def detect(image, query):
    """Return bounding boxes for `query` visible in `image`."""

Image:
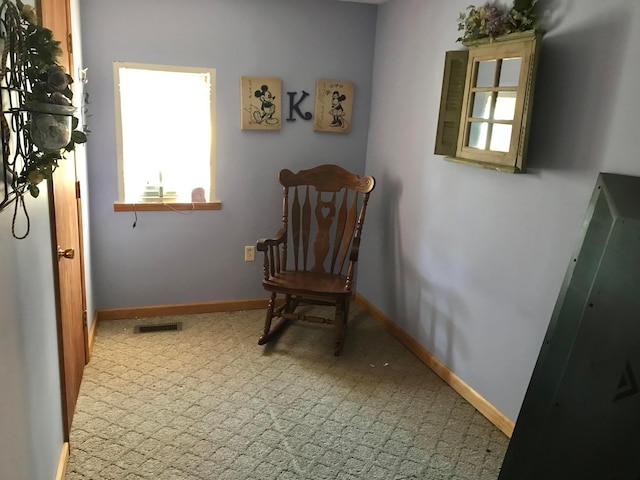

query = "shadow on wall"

[536,0,574,32]
[527,6,634,171]
[378,169,469,369]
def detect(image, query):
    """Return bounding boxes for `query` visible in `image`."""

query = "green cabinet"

[500,173,640,479]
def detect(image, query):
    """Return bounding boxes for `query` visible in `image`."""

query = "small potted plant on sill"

[457,0,540,45]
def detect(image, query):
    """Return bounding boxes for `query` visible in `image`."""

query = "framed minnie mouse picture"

[313,79,354,134]
[240,76,282,130]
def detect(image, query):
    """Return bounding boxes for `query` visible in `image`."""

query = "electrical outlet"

[244,245,255,262]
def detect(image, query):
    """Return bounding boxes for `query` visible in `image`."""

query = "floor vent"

[134,322,182,334]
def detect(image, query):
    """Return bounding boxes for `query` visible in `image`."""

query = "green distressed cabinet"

[499,173,640,479]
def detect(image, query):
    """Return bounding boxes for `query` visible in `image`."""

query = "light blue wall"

[0,187,64,480]
[360,0,640,422]
[79,0,378,309]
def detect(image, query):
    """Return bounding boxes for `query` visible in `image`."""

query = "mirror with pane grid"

[435,31,542,173]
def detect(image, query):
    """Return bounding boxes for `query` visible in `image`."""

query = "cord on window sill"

[131,201,196,228]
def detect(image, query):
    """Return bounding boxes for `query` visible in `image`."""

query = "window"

[435,31,542,173]
[113,62,218,209]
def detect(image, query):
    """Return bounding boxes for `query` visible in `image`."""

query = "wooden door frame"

[39,0,89,440]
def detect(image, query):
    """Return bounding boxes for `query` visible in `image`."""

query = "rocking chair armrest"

[257,228,286,252]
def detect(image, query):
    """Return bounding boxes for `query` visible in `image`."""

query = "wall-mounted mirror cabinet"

[435,31,542,173]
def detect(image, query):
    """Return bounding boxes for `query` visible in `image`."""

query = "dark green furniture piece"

[499,173,640,479]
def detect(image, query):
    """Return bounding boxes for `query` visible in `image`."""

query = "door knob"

[57,247,75,259]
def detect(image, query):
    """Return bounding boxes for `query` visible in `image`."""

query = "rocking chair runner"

[257,164,375,355]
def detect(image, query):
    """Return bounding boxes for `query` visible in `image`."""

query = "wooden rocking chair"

[257,164,375,355]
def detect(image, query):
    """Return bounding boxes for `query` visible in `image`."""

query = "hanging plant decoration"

[457,0,540,44]
[1,0,87,238]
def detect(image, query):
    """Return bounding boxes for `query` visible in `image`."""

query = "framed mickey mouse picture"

[240,76,282,130]
[313,79,354,134]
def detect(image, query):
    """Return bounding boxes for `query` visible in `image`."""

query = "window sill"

[113,201,222,212]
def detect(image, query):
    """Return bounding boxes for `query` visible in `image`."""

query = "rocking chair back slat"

[311,192,337,273]
[301,186,311,271]
[291,187,301,271]
[330,189,349,273]
[280,187,289,271]
[336,191,358,274]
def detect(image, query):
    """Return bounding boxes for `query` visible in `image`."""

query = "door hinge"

[76,181,81,199]
[68,33,73,54]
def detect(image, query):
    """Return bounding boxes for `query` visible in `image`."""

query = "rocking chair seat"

[263,271,351,297]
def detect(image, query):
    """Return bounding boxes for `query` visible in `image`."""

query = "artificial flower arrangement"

[457,0,539,44]
[2,0,87,199]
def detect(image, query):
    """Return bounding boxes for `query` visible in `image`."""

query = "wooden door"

[39,0,88,437]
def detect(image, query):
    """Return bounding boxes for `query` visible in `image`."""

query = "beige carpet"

[65,304,509,479]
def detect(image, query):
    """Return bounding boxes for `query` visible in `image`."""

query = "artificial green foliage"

[8,0,87,197]
[510,0,539,31]
[512,0,535,13]
[457,0,539,43]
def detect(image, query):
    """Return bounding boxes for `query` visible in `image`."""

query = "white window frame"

[113,62,217,208]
